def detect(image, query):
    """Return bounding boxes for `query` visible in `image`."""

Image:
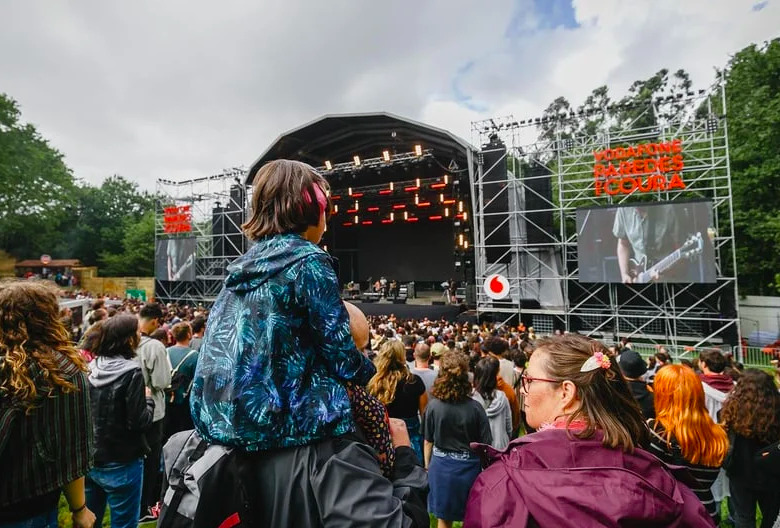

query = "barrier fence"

[621,343,777,370]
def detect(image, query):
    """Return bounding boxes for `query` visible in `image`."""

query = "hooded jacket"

[88,356,155,465]
[470,390,512,450]
[464,429,715,528]
[190,233,376,451]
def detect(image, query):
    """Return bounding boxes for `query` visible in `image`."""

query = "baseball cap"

[430,342,446,358]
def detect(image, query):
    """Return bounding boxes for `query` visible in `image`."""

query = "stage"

[348,298,465,321]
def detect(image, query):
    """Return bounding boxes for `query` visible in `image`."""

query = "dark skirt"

[427,451,481,521]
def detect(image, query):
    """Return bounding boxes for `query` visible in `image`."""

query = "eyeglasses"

[520,372,560,393]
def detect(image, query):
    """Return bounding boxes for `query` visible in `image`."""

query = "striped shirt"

[647,419,721,523]
[0,351,93,509]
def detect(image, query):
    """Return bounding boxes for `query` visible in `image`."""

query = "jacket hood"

[472,391,509,419]
[88,356,139,388]
[470,429,713,527]
[700,373,734,393]
[224,233,324,293]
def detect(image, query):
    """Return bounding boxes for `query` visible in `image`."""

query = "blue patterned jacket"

[190,233,376,450]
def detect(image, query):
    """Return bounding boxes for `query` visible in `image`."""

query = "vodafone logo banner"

[483,274,510,300]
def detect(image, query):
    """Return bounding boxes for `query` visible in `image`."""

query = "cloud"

[0,0,776,189]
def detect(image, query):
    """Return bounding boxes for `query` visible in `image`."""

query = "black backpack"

[158,430,260,528]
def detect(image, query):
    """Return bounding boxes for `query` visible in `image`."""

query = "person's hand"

[72,506,96,528]
[145,386,153,398]
[389,418,411,448]
[621,273,634,284]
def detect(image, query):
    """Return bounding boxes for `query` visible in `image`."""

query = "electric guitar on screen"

[630,232,704,283]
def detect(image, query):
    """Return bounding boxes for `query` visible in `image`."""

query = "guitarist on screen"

[613,204,683,284]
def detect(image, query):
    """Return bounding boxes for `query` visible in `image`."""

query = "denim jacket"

[190,234,375,451]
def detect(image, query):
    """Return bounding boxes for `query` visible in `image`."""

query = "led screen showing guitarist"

[576,200,717,284]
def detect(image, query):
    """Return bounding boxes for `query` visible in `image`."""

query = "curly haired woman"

[424,352,491,528]
[721,369,780,528]
[0,281,96,528]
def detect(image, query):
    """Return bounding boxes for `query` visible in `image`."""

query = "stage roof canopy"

[247,112,475,184]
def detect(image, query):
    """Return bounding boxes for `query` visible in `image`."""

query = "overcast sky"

[1,0,777,190]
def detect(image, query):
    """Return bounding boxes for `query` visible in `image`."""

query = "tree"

[0,93,78,257]
[100,211,156,276]
[723,40,780,295]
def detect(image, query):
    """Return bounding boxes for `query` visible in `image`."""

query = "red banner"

[163,205,192,233]
[593,139,686,196]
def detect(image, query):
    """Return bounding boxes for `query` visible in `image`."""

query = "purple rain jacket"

[464,428,715,528]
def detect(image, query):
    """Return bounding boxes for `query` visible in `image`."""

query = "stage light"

[463,212,468,221]
[381,219,392,224]
[390,212,395,221]
[429,215,442,221]
[331,195,341,200]
[379,189,392,195]
[334,205,339,213]
[348,187,353,196]
[353,155,361,167]
[343,222,353,227]
[417,201,431,207]
[325,161,332,171]
[361,221,373,225]
[414,144,422,156]
[389,182,394,191]
[407,217,419,222]
[458,201,464,212]
[347,208,357,213]
[464,240,469,249]
[352,192,364,198]
[404,211,408,220]
[445,208,449,217]
[430,183,446,189]
[444,175,448,184]
[393,204,406,209]
[354,215,359,223]
[415,194,419,205]
[367,206,379,212]
[355,200,360,211]
[459,234,464,246]
[440,193,444,203]
[443,199,456,205]
[383,150,391,162]
[416,178,421,187]
[404,186,419,192]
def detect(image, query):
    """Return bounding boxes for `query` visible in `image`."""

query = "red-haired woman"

[648,364,730,525]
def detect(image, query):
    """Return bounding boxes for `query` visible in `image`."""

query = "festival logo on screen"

[163,205,192,233]
[593,140,686,196]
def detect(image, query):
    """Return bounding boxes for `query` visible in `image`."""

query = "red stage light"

[367,207,380,212]
[331,195,341,200]
[406,217,419,222]
[404,186,419,192]
[429,215,443,220]
[430,183,446,189]
[455,214,464,219]
[352,193,364,198]
[443,199,456,205]
[361,221,373,225]
[347,208,358,213]
[393,204,406,209]
[381,219,393,224]
[417,201,431,207]
[343,222,354,226]
[379,189,392,195]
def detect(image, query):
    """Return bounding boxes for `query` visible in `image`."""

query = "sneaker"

[138,503,160,523]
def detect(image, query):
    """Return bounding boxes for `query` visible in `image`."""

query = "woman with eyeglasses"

[464,334,714,528]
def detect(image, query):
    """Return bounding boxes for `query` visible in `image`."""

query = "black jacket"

[88,356,155,465]
[627,379,655,419]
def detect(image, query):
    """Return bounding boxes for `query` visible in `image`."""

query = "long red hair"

[653,364,729,467]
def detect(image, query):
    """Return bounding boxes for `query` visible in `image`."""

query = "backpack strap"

[0,403,19,458]
[172,350,198,375]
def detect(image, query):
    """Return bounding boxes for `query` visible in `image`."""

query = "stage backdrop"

[155,237,196,282]
[576,200,716,284]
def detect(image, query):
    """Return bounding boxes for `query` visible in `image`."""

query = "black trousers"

[729,479,780,528]
[142,419,165,510]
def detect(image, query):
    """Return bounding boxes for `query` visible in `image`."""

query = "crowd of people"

[1,159,779,528]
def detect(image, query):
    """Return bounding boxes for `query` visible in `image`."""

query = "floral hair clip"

[580,351,611,372]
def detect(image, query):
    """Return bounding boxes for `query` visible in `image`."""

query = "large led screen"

[155,237,196,282]
[576,201,717,284]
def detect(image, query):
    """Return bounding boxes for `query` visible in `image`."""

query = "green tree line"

[0,94,155,276]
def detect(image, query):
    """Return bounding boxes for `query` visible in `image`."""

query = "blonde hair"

[0,281,87,409]
[368,340,413,405]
